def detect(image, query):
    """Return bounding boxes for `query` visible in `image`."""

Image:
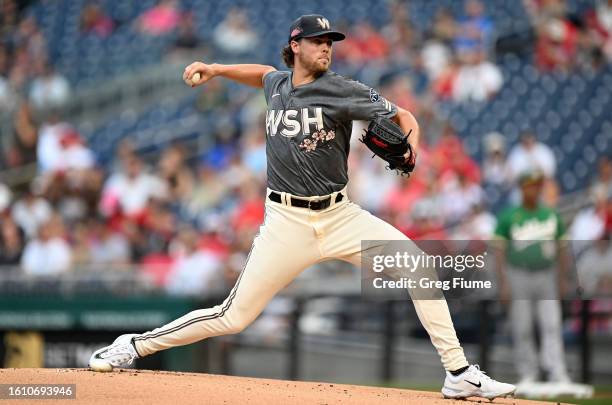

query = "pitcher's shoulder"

[324,71,367,93]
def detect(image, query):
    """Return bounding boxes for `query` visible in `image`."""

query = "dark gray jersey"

[262,70,397,197]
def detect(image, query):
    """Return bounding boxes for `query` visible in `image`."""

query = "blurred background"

[0,0,611,399]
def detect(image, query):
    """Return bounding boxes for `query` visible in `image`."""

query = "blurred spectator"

[535,16,579,72]
[401,200,448,240]
[223,154,254,190]
[591,156,612,199]
[348,134,400,214]
[432,56,460,100]
[452,49,503,102]
[183,163,228,224]
[454,0,494,54]
[100,154,168,218]
[70,221,91,266]
[507,131,559,206]
[135,200,176,258]
[5,101,38,168]
[37,118,94,176]
[523,0,567,21]
[414,104,446,145]
[80,3,114,38]
[171,11,201,52]
[0,0,19,40]
[158,144,194,202]
[0,214,24,266]
[87,218,131,266]
[136,0,181,36]
[11,187,52,238]
[240,127,267,176]
[165,226,223,296]
[0,46,13,112]
[382,2,420,65]
[584,0,612,63]
[57,129,96,172]
[431,7,457,45]
[335,20,389,65]
[441,173,485,224]
[384,175,428,219]
[569,189,608,245]
[431,125,481,184]
[202,130,237,170]
[576,237,612,297]
[381,74,420,114]
[21,215,71,276]
[195,79,230,115]
[13,15,47,69]
[482,132,509,186]
[231,181,264,234]
[506,131,556,181]
[452,203,496,240]
[0,183,10,213]
[37,115,68,174]
[421,34,453,81]
[213,8,258,56]
[28,62,71,111]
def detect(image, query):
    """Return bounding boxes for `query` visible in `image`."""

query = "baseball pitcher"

[89,14,515,400]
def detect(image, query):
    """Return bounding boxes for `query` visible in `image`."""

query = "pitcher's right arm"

[183,62,276,89]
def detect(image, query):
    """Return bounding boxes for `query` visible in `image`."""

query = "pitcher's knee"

[225,315,251,334]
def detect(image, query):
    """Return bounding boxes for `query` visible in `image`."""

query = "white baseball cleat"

[89,334,140,372]
[441,365,516,401]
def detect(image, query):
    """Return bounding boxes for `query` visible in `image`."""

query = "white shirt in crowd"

[89,233,131,265]
[37,122,68,173]
[101,171,168,216]
[576,242,612,296]
[441,181,485,223]
[165,251,222,296]
[11,197,53,238]
[506,142,557,180]
[37,123,95,173]
[29,73,71,110]
[213,17,258,55]
[421,40,451,80]
[453,61,503,102]
[0,183,11,212]
[61,144,96,170]
[21,237,72,276]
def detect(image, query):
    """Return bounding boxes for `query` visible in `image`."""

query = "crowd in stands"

[0,0,611,299]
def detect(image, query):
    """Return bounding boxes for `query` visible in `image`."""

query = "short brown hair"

[281,43,295,68]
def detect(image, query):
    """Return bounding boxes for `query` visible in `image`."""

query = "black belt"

[268,191,344,210]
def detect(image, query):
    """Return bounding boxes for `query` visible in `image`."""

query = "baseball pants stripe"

[133,192,468,371]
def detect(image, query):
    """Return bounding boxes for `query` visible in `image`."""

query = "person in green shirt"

[494,170,571,385]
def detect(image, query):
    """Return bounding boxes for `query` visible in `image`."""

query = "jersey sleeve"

[494,209,511,240]
[262,70,287,104]
[341,78,397,121]
[555,211,567,240]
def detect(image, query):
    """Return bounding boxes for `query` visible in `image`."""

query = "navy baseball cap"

[288,14,345,43]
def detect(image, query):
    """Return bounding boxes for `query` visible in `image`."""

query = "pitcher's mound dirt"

[0,368,556,405]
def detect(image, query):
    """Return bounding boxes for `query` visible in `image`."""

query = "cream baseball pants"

[133,189,468,371]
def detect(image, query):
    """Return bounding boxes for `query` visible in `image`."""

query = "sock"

[450,365,469,376]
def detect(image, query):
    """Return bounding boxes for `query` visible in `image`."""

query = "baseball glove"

[360,117,416,176]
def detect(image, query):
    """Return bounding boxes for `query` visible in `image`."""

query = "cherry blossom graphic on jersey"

[299,129,335,152]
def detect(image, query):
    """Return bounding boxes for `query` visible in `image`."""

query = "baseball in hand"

[191,72,201,85]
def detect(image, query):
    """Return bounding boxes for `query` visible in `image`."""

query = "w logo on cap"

[316,17,330,30]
